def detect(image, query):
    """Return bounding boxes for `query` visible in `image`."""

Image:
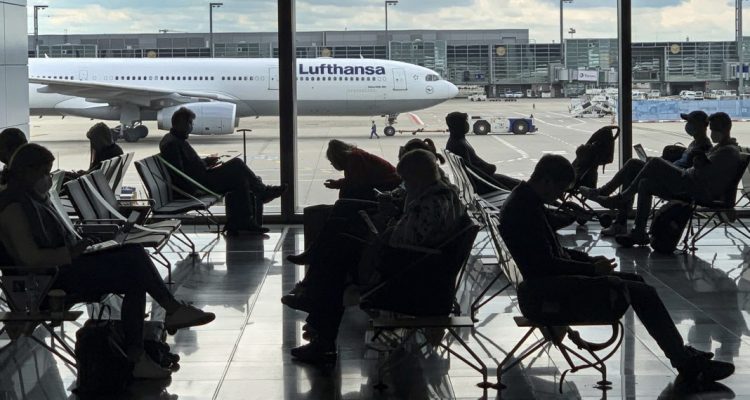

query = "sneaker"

[601,223,627,237]
[132,352,172,379]
[677,357,735,383]
[261,184,288,204]
[281,292,314,313]
[685,345,714,361]
[291,340,337,364]
[615,229,650,248]
[578,186,600,199]
[286,253,309,265]
[164,302,216,335]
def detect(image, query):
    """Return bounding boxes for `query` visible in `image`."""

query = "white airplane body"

[28,58,458,140]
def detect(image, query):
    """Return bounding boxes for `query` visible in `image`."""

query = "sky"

[27,0,741,43]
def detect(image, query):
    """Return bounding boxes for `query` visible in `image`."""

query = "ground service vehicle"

[470,115,537,135]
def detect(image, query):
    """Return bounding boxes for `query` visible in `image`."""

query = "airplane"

[28,58,458,142]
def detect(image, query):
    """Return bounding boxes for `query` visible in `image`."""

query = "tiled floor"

[2,223,750,399]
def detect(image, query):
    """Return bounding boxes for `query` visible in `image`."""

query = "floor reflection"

[3,224,750,399]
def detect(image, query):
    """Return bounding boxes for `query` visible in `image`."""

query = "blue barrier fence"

[632,99,750,122]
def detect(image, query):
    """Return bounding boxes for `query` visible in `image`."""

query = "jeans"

[52,244,176,356]
[202,158,266,195]
[597,158,646,224]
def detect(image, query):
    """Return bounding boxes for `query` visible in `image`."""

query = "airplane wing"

[29,77,239,108]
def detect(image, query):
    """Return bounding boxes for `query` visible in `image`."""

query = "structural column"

[278,0,298,221]
[617,0,633,165]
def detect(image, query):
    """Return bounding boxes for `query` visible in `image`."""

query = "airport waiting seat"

[83,170,197,256]
[135,155,220,216]
[65,177,176,282]
[683,153,750,250]
[443,149,511,213]
[488,212,624,394]
[359,215,487,389]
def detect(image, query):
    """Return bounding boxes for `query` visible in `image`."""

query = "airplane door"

[78,70,89,81]
[392,68,407,91]
[269,68,279,90]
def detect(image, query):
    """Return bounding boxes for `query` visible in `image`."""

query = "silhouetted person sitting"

[64,122,125,182]
[499,154,734,383]
[590,112,742,247]
[323,139,401,201]
[287,138,446,267]
[0,143,216,379]
[445,111,520,193]
[87,122,123,170]
[0,128,28,189]
[283,150,466,363]
[159,107,286,231]
[579,110,713,237]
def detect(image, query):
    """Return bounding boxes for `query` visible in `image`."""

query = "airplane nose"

[446,82,459,98]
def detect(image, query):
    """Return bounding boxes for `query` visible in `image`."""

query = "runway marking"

[490,136,529,159]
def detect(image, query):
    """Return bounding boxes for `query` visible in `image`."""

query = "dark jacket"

[445,131,496,177]
[90,143,124,171]
[159,131,209,193]
[499,182,596,280]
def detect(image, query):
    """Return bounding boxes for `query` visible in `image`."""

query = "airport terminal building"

[30,29,749,97]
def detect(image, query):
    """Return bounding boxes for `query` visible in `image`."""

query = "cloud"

[27,0,739,43]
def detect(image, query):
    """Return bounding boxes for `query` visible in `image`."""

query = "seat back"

[89,170,120,211]
[50,170,66,194]
[48,190,84,241]
[135,155,174,209]
[481,203,524,289]
[98,156,120,183]
[369,214,480,316]
[443,150,477,209]
[80,173,127,222]
[718,153,750,208]
[110,152,134,194]
[64,178,104,222]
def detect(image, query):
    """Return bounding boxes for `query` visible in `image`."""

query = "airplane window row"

[297,76,385,81]
[221,77,254,81]
[112,76,216,81]
[37,76,74,80]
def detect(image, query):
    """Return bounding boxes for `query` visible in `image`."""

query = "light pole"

[34,5,48,58]
[569,28,576,39]
[560,0,573,65]
[385,0,398,59]
[209,2,223,58]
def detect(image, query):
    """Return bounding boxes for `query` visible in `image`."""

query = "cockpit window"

[425,74,441,81]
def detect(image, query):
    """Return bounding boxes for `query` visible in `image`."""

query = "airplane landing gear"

[115,124,149,143]
[383,113,399,137]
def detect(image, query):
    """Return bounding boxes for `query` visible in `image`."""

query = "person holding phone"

[323,139,400,201]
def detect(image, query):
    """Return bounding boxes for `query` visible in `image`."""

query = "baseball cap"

[680,110,709,126]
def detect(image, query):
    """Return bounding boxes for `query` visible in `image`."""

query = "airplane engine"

[157,102,238,135]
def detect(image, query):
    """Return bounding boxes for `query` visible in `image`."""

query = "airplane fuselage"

[28,58,458,121]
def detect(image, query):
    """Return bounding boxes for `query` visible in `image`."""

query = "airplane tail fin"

[407,113,425,126]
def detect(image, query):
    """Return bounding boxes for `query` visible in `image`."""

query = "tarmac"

[29,98,749,212]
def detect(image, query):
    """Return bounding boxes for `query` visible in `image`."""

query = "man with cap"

[588,111,741,247]
[579,110,713,237]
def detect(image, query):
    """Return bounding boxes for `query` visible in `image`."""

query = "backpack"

[223,190,262,234]
[74,308,133,397]
[574,126,620,175]
[649,201,692,254]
